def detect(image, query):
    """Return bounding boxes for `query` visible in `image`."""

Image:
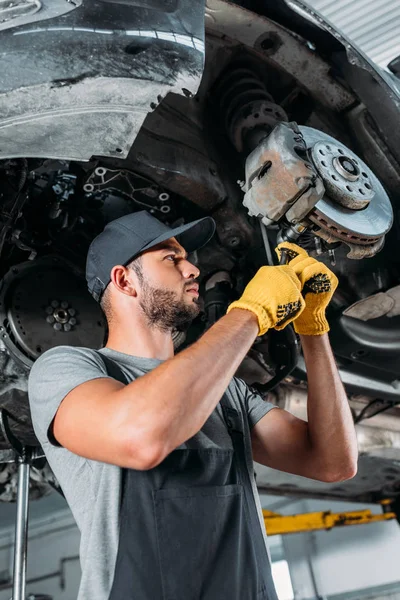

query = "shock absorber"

[203,271,233,329]
[215,65,288,153]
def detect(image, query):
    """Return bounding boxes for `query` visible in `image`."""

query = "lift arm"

[263,502,396,536]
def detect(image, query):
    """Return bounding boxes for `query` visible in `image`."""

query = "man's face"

[134,237,201,332]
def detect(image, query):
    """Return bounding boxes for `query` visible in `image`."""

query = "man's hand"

[275,242,338,336]
[227,265,305,335]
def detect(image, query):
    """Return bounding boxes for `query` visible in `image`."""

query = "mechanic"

[28,210,358,600]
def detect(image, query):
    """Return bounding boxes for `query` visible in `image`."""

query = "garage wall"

[0,506,80,600]
[305,0,400,68]
[330,586,400,600]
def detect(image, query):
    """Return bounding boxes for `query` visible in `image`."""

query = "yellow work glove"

[226,265,305,335]
[275,242,338,336]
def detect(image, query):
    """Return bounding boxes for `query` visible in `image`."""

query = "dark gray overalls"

[100,354,278,600]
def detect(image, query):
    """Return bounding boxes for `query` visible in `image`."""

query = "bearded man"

[28,210,357,600]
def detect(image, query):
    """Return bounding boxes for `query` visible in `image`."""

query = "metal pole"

[12,457,30,600]
[259,220,274,266]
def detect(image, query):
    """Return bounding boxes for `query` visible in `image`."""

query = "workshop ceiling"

[305,0,400,68]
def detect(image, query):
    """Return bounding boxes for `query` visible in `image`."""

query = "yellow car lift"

[263,500,396,536]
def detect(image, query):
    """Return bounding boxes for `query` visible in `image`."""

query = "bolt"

[45,306,53,315]
[46,316,55,324]
[64,323,72,332]
[61,301,69,309]
[51,300,59,308]
[69,317,77,326]
[53,323,62,331]
[68,308,76,316]
[228,236,240,247]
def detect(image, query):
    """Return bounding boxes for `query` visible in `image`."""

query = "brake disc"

[300,126,393,257]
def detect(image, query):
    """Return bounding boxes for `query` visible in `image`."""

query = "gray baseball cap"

[86,210,216,301]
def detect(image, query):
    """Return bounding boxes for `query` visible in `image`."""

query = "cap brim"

[139,216,216,257]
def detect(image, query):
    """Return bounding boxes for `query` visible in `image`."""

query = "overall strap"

[96,351,130,385]
[219,399,272,568]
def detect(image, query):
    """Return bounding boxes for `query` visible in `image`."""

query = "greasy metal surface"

[232,100,288,153]
[0,257,106,368]
[205,0,356,112]
[0,0,205,161]
[285,0,400,172]
[83,167,175,220]
[0,461,56,501]
[0,347,37,449]
[0,0,41,23]
[243,122,324,223]
[347,105,400,199]
[214,65,288,152]
[129,93,226,211]
[0,0,80,32]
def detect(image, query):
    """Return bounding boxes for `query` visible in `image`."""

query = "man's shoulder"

[28,345,110,438]
[39,344,100,360]
[29,345,106,383]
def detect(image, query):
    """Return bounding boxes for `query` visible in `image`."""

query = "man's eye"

[165,255,176,261]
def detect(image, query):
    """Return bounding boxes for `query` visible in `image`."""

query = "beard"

[138,279,200,333]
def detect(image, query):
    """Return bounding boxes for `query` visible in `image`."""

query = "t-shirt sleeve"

[231,377,279,429]
[28,346,113,447]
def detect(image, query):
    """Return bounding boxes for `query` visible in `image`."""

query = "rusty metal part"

[346,105,400,199]
[231,99,288,153]
[215,66,288,152]
[211,201,254,249]
[205,0,356,113]
[308,211,385,259]
[343,285,400,321]
[301,125,393,257]
[308,209,382,246]
[242,122,325,224]
[311,140,374,210]
[83,167,174,220]
[131,94,226,212]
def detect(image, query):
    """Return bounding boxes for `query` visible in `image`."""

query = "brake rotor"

[299,126,393,256]
[0,256,106,368]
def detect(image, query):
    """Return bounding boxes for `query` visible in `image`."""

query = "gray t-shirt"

[28,345,277,600]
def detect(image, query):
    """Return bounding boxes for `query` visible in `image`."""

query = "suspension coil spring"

[215,66,288,153]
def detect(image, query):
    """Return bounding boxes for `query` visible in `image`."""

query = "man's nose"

[181,258,200,280]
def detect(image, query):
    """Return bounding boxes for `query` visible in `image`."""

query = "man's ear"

[110,265,137,298]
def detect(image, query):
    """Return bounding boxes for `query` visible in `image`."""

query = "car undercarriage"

[0,0,398,506]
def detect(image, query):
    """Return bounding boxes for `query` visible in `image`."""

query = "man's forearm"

[301,334,358,480]
[119,308,259,460]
